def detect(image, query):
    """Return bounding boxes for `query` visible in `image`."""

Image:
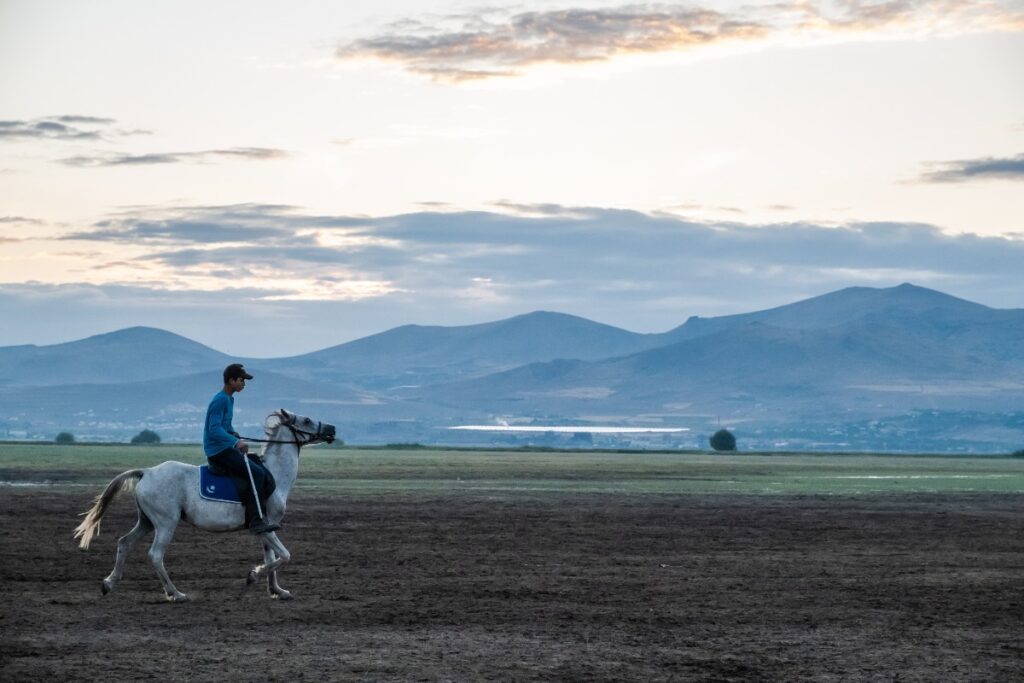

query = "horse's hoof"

[272,590,292,601]
[246,570,258,586]
[101,579,112,595]
[166,592,189,603]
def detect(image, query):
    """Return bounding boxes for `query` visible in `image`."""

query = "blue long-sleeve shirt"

[203,390,239,456]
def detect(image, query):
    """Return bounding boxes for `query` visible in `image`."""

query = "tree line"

[55,429,161,444]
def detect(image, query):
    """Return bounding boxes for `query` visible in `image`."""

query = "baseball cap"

[224,363,254,382]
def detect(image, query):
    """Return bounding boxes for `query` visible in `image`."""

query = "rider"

[203,363,278,535]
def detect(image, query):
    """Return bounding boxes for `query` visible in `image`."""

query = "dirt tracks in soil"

[2,489,1023,681]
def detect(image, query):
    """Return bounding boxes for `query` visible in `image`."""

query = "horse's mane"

[263,409,288,437]
[263,414,276,438]
[258,410,288,456]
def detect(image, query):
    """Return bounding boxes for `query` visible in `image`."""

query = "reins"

[240,413,329,449]
[240,436,301,445]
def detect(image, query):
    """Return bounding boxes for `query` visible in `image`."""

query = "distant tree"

[131,429,161,444]
[569,432,594,448]
[55,431,75,444]
[1012,449,1024,458]
[709,428,737,452]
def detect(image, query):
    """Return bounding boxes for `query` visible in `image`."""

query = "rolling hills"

[2,283,1021,452]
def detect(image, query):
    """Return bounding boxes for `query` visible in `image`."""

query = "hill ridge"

[2,283,1022,452]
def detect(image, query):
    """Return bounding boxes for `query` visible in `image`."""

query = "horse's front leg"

[263,533,292,599]
[265,547,291,600]
[247,534,292,599]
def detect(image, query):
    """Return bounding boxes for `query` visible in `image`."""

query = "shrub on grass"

[131,429,161,444]
[55,431,75,444]
[709,428,737,452]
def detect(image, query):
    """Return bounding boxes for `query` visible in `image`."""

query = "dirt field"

[2,487,1022,682]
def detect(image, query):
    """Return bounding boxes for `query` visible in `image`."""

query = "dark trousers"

[208,448,276,526]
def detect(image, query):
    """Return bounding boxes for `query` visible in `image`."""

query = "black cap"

[224,363,253,382]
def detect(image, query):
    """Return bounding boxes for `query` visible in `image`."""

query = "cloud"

[2,202,1024,358]
[53,204,404,304]
[0,216,44,242]
[60,204,343,246]
[488,201,596,218]
[0,116,147,141]
[0,116,280,169]
[64,204,366,243]
[335,1,1024,81]
[5,202,1024,354]
[917,153,1024,182]
[53,115,116,124]
[337,6,762,81]
[61,204,1024,279]
[59,147,290,167]
[41,204,1024,325]
[63,220,287,245]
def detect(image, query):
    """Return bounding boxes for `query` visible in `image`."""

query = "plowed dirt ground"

[2,485,1022,681]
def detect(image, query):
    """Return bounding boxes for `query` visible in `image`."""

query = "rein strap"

[241,436,299,444]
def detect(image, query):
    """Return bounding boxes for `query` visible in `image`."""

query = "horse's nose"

[324,424,336,439]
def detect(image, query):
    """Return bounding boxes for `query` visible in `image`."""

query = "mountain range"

[2,283,1022,452]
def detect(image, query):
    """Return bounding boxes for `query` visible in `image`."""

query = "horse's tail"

[73,469,145,550]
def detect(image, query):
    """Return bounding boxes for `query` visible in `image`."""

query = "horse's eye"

[304,418,312,425]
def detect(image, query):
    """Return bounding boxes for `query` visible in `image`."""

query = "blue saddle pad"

[199,465,242,504]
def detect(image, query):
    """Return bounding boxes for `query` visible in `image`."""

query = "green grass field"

[1,442,1022,495]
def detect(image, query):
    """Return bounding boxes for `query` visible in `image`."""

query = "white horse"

[74,409,336,602]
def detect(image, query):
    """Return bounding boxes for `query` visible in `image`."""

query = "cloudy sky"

[1,0,1022,357]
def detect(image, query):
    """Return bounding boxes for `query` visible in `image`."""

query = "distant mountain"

[262,311,661,387]
[3,284,1022,452]
[664,282,1013,337]
[443,317,1018,403]
[424,285,1024,438]
[0,327,231,387]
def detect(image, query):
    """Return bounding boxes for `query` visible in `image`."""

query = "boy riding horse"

[204,363,277,534]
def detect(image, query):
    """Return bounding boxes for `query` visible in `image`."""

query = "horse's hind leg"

[148,522,188,602]
[102,507,153,595]
[246,543,268,587]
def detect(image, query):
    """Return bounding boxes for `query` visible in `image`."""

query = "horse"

[73,409,336,602]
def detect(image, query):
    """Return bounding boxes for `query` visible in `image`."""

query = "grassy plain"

[1,442,1022,496]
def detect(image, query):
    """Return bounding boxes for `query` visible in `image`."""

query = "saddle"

[199,464,243,504]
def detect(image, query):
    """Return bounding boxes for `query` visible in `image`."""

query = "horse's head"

[266,409,337,446]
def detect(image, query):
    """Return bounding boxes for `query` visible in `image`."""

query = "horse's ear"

[280,408,292,423]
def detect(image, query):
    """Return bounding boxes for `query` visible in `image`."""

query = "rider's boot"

[248,517,280,535]
[247,493,280,534]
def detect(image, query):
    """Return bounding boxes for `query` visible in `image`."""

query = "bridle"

[241,410,334,452]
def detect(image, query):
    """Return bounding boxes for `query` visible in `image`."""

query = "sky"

[1,0,1022,357]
